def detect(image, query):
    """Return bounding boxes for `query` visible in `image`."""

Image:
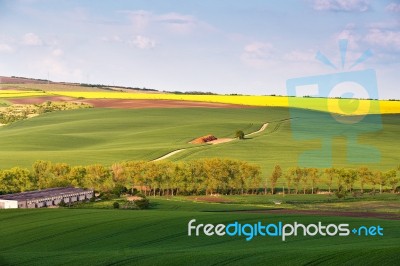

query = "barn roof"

[0,187,92,201]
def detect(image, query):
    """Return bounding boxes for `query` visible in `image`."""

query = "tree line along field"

[0,201,399,265]
[0,107,398,184]
[0,159,398,197]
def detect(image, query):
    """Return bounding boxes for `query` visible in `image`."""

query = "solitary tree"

[235,130,245,139]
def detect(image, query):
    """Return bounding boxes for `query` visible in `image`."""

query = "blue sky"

[0,0,399,99]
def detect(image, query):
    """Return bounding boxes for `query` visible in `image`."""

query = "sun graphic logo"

[286,39,382,168]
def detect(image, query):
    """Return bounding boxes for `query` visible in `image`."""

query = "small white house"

[0,199,18,209]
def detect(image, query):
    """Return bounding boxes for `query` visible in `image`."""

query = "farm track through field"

[153,149,187,162]
[151,123,269,161]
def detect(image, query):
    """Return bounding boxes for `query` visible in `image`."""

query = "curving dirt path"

[152,123,269,161]
[245,123,269,137]
[153,149,186,162]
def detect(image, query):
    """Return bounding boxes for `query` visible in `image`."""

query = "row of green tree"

[268,165,399,195]
[0,159,398,196]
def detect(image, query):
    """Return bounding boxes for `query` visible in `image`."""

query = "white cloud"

[333,24,361,50]
[22,32,42,46]
[124,10,215,35]
[41,58,67,76]
[284,50,316,62]
[52,48,63,56]
[127,10,152,32]
[101,35,122,43]
[130,35,155,49]
[157,13,204,34]
[328,23,400,68]
[0,43,14,53]
[368,20,400,30]
[385,3,400,12]
[33,57,83,81]
[241,42,275,68]
[66,7,89,22]
[312,0,370,12]
[364,29,400,51]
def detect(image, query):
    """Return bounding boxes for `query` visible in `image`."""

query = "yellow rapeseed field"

[51,91,400,115]
[0,90,48,98]
[1,89,398,115]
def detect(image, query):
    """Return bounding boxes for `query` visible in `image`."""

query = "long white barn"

[0,187,94,209]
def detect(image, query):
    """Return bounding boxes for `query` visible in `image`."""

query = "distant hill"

[0,76,50,84]
[0,75,225,95]
[0,75,161,93]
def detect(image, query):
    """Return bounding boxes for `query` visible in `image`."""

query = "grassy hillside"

[175,109,400,172]
[0,107,273,168]
[0,200,398,265]
[0,107,398,177]
[0,83,115,92]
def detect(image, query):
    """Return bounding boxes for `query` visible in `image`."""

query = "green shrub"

[135,198,150,209]
[58,199,67,207]
[335,186,347,199]
[135,192,146,198]
[235,130,245,139]
[113,202,120,209]
[112,185,127,197]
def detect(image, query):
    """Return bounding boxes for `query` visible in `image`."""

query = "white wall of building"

[0,200,18,209]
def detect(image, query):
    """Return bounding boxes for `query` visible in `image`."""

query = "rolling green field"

[0,98,398,265]
[0,107,398,177]
[0,198,399,265]
[0,107,271,168]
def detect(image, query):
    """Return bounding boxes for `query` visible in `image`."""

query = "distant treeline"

[79,83,158,92]
[168,91,218,95]
[9,76,50,83]
[0,160,398,196]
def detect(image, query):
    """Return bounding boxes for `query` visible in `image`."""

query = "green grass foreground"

[0,197,399,265]
[0,107,398,176]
